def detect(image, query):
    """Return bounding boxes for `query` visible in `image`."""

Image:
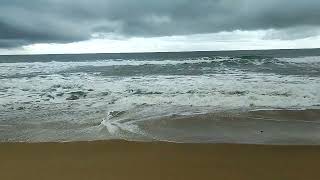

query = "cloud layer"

[1,0,320,48]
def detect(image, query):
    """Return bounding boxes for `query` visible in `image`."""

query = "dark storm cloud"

[1,0,320,48]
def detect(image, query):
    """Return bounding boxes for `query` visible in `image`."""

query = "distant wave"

[1,56,319,79]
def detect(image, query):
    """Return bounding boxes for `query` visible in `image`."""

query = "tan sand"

[1,140,320,180]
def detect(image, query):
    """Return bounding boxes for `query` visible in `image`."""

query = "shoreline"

[2,108,320,143]
[1,140,320,180]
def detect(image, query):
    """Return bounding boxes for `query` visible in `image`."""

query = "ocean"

[0,49,320,144]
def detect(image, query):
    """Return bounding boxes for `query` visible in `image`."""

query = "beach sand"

[1,140,320,180]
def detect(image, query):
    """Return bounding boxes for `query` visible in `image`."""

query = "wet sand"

[1,140,320,180]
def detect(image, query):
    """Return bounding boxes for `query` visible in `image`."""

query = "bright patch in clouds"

[1,29,320,55]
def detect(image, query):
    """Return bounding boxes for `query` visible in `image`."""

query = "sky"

[1,0,320,55]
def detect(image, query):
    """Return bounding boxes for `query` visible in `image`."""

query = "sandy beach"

[1,140,320,180]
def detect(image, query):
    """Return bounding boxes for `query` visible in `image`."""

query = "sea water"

[0,49,320,144]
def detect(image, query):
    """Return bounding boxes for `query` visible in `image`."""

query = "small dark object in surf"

[220,90,248,96]
[66,95,80,100]
[101,92,109,96]
[109,111,126,118]
[47,94,55,99]
[17,106,25,110]
[69,91,87,97]
[56,93,64,97]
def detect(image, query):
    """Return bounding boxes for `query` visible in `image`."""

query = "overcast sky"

[1,0,320,54]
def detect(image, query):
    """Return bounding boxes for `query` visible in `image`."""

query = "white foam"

[1,70,320,109]
[101,119,120,135]
[100,111,146,138]
[278,56,320,64]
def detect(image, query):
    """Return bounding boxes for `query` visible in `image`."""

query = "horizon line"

[1,47,320,56]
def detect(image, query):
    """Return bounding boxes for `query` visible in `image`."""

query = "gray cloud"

[264,26,320,40]
[1,0,320,48]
